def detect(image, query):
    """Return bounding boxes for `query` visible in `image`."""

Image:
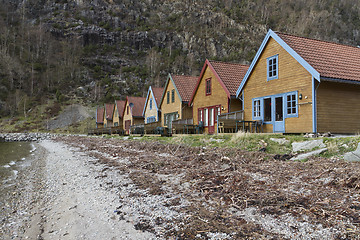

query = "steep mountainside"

[0,0,359,117]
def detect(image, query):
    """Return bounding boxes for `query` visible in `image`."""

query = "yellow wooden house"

[103,103,114,128]
[236,29,360,134]
[189,60,249,134]
[142,86,164,124]
[159,74,198,129]
[112,100,125,128]
[122,96,146,135]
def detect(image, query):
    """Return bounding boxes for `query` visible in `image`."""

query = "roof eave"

[236,29,320,98]
[320,77,360,85]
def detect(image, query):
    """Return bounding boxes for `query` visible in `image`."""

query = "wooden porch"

[88,126,124,135]
[217,110,244,133]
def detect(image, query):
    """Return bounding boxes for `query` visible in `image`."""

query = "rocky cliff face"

[0,0,359,116]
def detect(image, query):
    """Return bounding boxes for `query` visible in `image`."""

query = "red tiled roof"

[127,96,146,117]
[105,103,114,120]
[277,32,360,82]
[151,87,164,107]
[115,100,125,118]
[172,75,198,102]
[96,107,104,123]
[208,60,249,96]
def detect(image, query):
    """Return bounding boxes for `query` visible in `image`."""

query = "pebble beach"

[1,137,155,239]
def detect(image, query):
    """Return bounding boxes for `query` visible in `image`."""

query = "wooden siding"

[132,117,144,126]
[122,103,132,130]
[144,96,159,123]
[160,80,183,127]
[182,105,193,120]
[317,81,360,133]
[103,115,113,128]
[112,104,123,128]
[192,65,229,133]
[243,37,313,133]
[229,98,242,112]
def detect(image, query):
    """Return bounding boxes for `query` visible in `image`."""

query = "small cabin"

[189,60,249,134]
[236,29,360,134]
[159,74,198,132]
[122,96,146,135]
[96,107,104,129]
[112,100,125,128]
[103,103,114,128]
[143,86,164,124]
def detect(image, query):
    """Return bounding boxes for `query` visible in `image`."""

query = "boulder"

[270,138,290,145]
[291,148,328,161]
[292,139,326,152]
[344,143,360,162]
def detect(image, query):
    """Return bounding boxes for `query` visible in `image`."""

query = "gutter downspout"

[312,77,320,133]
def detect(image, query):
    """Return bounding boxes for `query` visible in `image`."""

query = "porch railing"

[172,118,193,125]
[217,110,244,133]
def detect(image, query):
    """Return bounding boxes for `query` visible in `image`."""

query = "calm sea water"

[0,142,33,188]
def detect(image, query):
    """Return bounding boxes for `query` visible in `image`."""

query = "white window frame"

[204,108,208,127]
[285,91,298,118]
[267,55,278,80]
[252,99,261,120]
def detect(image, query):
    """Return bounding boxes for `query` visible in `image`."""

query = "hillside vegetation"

[0,0,359,119]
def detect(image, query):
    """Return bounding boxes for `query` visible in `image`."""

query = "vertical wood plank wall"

[122,102,132,130]
[243,37,313,133]
[144,95,159,123]
[317,81,360,133]
[160,79,182,127]
[112,104,123,128]
[192,65,230,133]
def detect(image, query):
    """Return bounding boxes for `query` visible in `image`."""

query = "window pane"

[204,109,208,126]
[275,97,283,121]
[264,98,271,121]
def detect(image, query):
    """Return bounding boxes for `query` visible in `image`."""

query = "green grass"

[110,133,360,160]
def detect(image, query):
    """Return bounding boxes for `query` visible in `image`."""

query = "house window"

[286,92,298,117]
[171,89,175,103]
[149,99,153,110]
[264,98,272,122]
[206,78,211,95]
[167,91,170,104]
[115,110,118,117]
[204,108,208,126]
[253,99,261,119]
[114,122,118,127]
[147,116,156,123]
[267,55,278,80]
[127,105,129,115]
[198,109,203,124]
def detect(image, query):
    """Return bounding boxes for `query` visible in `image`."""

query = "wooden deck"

[217,110,244,133]
[88,126,124,135]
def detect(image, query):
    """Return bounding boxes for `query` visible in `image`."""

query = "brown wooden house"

[189,60,249,134]
[96,107,104,128]
[236,30,360,134]
[112,100,125,128]
[159,74,198,130]
[122,96,146,134]
[103,103,114,128]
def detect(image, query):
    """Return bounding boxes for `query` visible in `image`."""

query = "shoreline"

[2,138,157,239]
[2,135,359,239]
[0,141,47,239]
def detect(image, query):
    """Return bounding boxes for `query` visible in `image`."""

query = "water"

[0,142,33,188]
